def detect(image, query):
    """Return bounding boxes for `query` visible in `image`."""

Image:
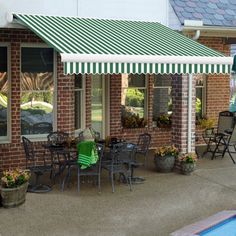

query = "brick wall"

[0,29,74,171]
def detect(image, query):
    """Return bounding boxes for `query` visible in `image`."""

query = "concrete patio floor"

[1,147,236,236]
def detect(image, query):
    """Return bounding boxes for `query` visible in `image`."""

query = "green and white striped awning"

[13,13,233,75]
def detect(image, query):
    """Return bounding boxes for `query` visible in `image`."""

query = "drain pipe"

[192,29,200,41]
[187,30,200,152]
[188,74,193,153]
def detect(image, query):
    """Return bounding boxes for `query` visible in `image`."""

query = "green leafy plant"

[178,152,198,163]
[155,114,172,127]
[198,117,215,129]
[155,145,179,157]
[1,169,31,188]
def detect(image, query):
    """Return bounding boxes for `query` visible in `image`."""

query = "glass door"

[91,75,107,138]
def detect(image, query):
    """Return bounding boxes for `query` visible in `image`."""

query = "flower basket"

[178,152,197,175]
[181,162,196,175]
[1,182,28,208]
[0,169,30,208]
[154,145,178,173]
[154,154,176,173]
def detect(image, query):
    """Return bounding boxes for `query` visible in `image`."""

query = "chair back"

[217,111,234,134]
[22,136,35,162]
[47,131,69,146]
[136,133,151,154]
[32,122,53,134]
[110,142,135,164]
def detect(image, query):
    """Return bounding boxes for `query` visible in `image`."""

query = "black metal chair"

[134,133,151,166]
[77,143,104,193]
[102,142,132,193]
[22,136,52,193]
[47,131,70,182]
[202,111,235,159]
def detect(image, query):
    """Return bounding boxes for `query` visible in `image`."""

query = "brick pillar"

[110,74,122,138]
[57,54,74,134]
[172,74,196,153]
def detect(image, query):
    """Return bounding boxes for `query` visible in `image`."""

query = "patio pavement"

[1,146,236,236]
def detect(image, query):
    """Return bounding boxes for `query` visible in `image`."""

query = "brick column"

[110,74,122,138]
[57,54,74,134]
[172,74,196,153]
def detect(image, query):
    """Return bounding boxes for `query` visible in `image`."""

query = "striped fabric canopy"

[13,13,232,75]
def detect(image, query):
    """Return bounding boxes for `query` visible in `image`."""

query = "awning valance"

[13,13,233,75]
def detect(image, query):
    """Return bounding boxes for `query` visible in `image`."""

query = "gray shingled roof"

[170,0,236,27]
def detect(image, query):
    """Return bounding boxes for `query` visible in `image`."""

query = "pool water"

[199,216,236,236]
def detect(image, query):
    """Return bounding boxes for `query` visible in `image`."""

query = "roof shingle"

[170,0,236,27]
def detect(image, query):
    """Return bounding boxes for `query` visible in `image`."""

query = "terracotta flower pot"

[154,154,176,173]
[0,182,28,208]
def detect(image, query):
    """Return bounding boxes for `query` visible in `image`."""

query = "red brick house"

[0,13,233,170]
[169,0,236,143]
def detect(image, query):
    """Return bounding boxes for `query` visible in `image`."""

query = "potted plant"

[0,169,31,208]
[154,145,179,172]
[198,117,215,136]
[156,114,172,128]
[178,152,198,175]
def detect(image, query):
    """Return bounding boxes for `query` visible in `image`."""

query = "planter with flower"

[178,152,198,175]
[154,145,179,172]
[0,169,31,208]
[198,117,216,136]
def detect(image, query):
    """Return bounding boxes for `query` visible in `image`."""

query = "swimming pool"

[170,211,236,236]
[199,216,236,236]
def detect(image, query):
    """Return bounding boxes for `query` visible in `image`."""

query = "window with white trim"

[0,46,9,139]
[20,47,54,135]
[121,74,147,128]
[153,74,172,127]
[196,74,206,119]
[74,74,85,130]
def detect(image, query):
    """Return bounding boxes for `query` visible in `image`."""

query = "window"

[74,74,85,130]
[153,74,172,127]
[196,74,206,119]
[0,46,9,139]
[20,47,54,136]
[121,74,147,128]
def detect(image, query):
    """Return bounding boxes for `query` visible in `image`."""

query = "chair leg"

[98,175,101,193]
[110,172,115,193]
[77,168,80,193]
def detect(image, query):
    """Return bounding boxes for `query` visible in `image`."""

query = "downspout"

[188,74,193,152]
[192,29,200,41]
[187,30,200,152]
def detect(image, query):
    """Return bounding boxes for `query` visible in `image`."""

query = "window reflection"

[20,47,54,135]
[0,46,8,137]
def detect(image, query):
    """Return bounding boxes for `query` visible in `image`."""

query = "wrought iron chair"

[202,111,235,159]
[47,131,70,182]
[102,142,132,193]
[22,136,52,193]
[77,143,104,193]
[134,133,151,166]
